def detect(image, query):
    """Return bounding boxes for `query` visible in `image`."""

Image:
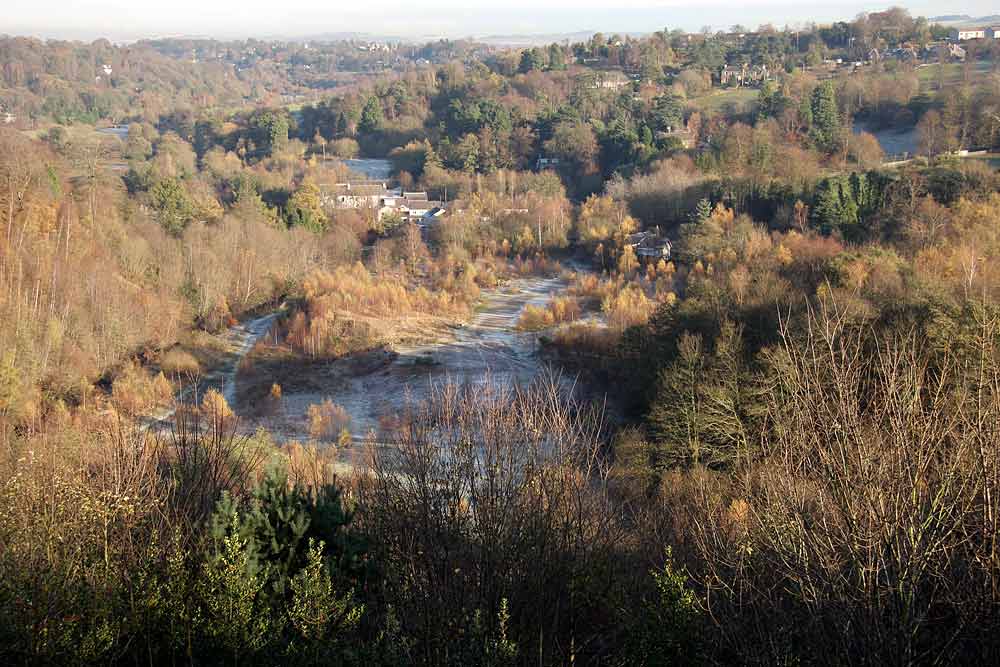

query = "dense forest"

[4,6,1000,665]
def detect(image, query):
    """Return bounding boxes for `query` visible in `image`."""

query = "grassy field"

[688,87,758,114]
[19,123,128,175]
[20,122,119,143]
[963,153,1000,170]
[916,60,994,92]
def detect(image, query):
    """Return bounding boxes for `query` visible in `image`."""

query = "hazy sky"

[4,0,997,41]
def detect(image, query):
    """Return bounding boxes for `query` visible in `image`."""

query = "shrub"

[602,285,657,332]
[161,348,201,376]
[517,304,555,331]
[623,548,703,665]
[517,297,581,331]
[306,399,351,442]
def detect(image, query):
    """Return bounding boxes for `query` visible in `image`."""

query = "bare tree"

[356,370,629,664]
[656,300,1000,663]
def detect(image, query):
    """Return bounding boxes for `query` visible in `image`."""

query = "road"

[142,310,281,430]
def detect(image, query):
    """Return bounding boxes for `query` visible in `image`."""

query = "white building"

[590,71,631,90]
[324,181,395,208]
[380,198,446,224]
[951,28,986,41]
[536,157,561,170]
[626,229,671,259]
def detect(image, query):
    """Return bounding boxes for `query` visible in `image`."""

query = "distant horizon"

[4,1,999,44]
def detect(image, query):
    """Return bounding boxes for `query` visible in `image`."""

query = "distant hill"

[472,31,648,47]
[930,14,1000,26]
[929,15,972,22]
[286,30,646,48]
[285,32,413,44]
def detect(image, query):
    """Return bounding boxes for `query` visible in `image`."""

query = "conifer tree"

[810,80,842,154]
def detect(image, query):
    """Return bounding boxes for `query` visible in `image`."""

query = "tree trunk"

[6,178,13,243]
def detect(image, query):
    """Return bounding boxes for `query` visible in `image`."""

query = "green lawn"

[917,60,994,92]
[21,122,112,143]
[962,153,1000,170]
[688,87,758,114]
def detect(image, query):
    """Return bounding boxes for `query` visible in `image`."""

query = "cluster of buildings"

[323,180,446,226]
[812,41,967,73]
[355,42,393,53]
[868,42,966,63]
[718,63,771,87]
[589,70,633,90]
[626,228,672,260]
[949,27,1000,41]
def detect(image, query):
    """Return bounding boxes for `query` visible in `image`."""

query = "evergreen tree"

[547,43,566,70]
[359,96,383,135]
[233,176,276,225]
[150,177,195,235]
[624,548,703,665]
[641,124,654,146]
[691,198,713,223]
[651,94,684,133]
[518,48,545,73]
[286,181,328,232]
[813,175,859,237]
[756,80,788,120]
[810,80,841,154]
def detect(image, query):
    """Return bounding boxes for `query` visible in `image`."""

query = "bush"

[329,138,360,158]
[517,297,581,331]
[602,285,657,332]
[306,399,351,442]
[517,304,555,331]
[623,548,702,665]
[161,348,201,376]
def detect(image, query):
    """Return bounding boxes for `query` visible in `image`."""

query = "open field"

[232,275,569,461]
[688,87,758,114]
[917,59,995,91]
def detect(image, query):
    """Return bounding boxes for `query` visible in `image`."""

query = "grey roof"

[401,199,444,210]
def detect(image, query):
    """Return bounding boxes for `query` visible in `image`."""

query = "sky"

[4,0,998,42]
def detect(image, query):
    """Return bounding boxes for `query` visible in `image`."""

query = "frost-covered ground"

[234,275,567,463]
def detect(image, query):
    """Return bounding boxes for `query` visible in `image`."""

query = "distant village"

[712,32,971,93]
[322,179,446,227]
[322,168,674,261]
[950,26,1000,41]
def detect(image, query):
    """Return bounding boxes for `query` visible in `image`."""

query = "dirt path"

[238,275,567,451]
[142,310,282,430]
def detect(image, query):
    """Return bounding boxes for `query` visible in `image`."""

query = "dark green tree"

[150,177,194,235]
[518,48,545,73]
[201,468,368,664]
[691,197,713,223]
[285,181,328,232]
[810,80,841,154]
[651,94,684,133]
[813,174,859,237]
[623,548,703,665]
[547,43,566,70]
[359,96,383,135]
[756,80,788,120]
